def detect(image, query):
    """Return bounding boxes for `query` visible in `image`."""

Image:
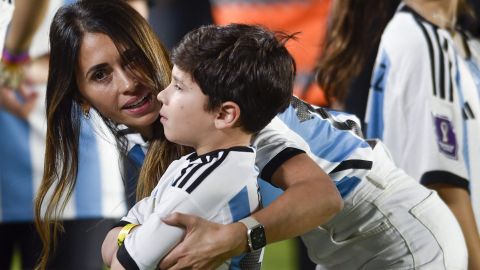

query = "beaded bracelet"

[2,47,30,65]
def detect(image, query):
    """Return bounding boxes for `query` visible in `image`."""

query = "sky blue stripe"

[277,105,369,163]
[454,57,471,181]
[366,50,390,140]
[258,179,282,207]
[128,144,145,167]
[229,254,244,270]
[466,60,480,96]
[228,186,251,221]
[228,187,253,270]
[74,118,103,217]
[0,111,34,222]
[335,176,361,198]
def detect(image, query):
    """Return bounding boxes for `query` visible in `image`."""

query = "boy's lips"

[159,110,168,123]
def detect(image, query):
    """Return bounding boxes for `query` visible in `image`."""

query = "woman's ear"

[214,101,241,129]
[80,101,91,119]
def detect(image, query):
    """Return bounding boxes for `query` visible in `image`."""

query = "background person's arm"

[429,184,480,270]
[0,0,48,118]
[160,153,343,270]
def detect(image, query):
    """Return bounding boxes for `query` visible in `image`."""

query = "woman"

[36,1,466,269]
[33,1,188,269]
[365,0,480,268]
[316,0,400,116]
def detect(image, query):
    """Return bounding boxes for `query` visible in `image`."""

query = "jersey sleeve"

[117,150,259,270]
[255,98,374,199]
[253,117,307,181]
[120,196,154,225]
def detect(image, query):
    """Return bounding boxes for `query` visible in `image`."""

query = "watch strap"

[239,216,260,229]
[239,216,265,251]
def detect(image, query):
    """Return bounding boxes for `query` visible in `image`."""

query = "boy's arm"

[102,227,123,267]
[160,153,343,269]
[111,256,126,270]
[118,151,257,270]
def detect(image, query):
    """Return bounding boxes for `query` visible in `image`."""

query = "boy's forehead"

[172,65,192,82]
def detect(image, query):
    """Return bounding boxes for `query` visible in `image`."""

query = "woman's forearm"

[252,153,343,244]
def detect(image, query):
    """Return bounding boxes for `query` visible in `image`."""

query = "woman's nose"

[118,70,136,93]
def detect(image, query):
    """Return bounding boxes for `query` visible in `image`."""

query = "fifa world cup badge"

[433,115,458,160]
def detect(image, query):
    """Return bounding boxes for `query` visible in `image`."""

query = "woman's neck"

[404,0,458,31]
[135,126,153,141]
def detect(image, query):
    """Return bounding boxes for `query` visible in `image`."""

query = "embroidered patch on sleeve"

[433,115,458,159]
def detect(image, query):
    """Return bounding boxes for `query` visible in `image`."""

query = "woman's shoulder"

[381,11,429,52]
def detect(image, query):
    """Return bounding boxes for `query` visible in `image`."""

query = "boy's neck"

[194,129,252,156]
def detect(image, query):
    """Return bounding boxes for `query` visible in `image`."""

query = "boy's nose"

[157,87,167,103]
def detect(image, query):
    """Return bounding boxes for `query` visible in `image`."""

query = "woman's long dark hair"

[316,0,400,105]
[34,1,186,268]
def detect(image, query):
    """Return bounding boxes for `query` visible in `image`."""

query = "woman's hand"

[159,213,248,270]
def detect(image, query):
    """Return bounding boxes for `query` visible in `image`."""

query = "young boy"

[102,23,295,270]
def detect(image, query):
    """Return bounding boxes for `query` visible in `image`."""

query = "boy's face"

[157,65,217,149]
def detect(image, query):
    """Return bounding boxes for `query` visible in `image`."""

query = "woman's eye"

[174,84,182,90]
[92,70,108,81]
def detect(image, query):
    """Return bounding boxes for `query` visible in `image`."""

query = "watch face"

[250,225,266,250]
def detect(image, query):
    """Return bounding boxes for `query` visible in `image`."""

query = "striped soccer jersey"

[254,96,374,199]
[365,5,480,224]
[118,146,262,270]
[0,94,127,222]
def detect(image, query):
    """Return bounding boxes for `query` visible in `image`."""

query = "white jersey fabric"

[21,108,128,221]
[254,96,467,269]
[365,4,480,226]
[117,146,262,270]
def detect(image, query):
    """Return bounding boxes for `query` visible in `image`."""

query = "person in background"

[0,0,14,57]
[365,0,480,268]
[1,0,132,269]
[0,1,49,269]
[316,0,400,124]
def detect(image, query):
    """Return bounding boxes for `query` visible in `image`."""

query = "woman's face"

[76,32,160,138]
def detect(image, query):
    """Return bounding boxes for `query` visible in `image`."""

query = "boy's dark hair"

[171,23,296,133]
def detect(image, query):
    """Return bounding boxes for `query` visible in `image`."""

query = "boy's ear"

[214,101,241,129]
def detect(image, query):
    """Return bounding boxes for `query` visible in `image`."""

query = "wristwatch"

[239,216,266,251]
